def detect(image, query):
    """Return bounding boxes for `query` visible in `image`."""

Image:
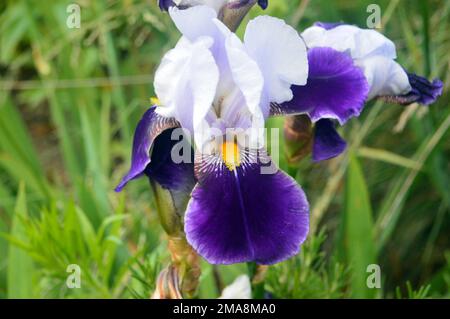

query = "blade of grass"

[0,213,8,298]
[311,101,384,233]
[343,153,377,298]
[0,98,52,199]
[7,183,34,298]
[357,146,422,171]
[375,113,450,251]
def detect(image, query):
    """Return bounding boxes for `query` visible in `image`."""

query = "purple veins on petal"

[184,151,309,265]
[313,119,347,162]
[313,21,345,30]
[279,47,369,125]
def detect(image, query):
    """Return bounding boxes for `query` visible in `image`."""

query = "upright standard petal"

[169,5,219,41]
[185,150,309,264]
[223,31,264,120]
[154,36,219,132]
[244,15,308,111]
[277,47,369,125]
[168,6,265,130]
[312,119,347,162]
[115,107,180,192]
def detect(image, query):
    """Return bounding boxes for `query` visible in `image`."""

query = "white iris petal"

[244,16,308,111]
[154,36,219,132]
[302,24,411,99]
[155,6,310,149]
[219,275,252,299]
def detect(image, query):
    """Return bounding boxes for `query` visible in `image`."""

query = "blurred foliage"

[0,0,449,298]
[266,231,349,299]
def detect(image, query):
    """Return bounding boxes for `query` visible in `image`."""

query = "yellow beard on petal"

[150,97,161,106]
[221,140,241,171]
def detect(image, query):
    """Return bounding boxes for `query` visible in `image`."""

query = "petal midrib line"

[232,168,256,260]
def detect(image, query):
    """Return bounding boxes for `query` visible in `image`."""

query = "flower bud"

[284,115,313,165]
[159,0,268,31]
[151,266,182,299]
[150,180,185,237]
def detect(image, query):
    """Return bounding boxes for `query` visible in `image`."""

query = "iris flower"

[281,22,443,162]
[116,5,316,265]
[116,5,442,265]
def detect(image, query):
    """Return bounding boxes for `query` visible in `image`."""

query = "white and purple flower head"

[281,21,443,161]
[116,2,443,265]
[117,5,310,265]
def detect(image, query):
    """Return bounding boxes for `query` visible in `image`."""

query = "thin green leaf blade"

[7,183,34,298]
[344,153,377,298]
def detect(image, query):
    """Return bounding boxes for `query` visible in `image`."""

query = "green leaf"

[0,213,8,298]
[343,153,377,298]
[357,147,421,171]
[7,183,34,298]
[375,113,450,250]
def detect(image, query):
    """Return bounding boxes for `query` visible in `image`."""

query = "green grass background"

[0,0,449,298]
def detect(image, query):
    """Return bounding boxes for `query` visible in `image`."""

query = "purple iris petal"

[257,0,268,9]
[144,128,195,191]
[158,0,174,11]
[313,119,347,162]
[313,21,345,30]
[382,72,443,106]
[115,107,182,192]
[278,47,369,125]
[185,151,309,265]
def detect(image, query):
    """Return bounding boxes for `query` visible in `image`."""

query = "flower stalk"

[247,262,269,298]
[150,181,201,298]
[168,236,201,298]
